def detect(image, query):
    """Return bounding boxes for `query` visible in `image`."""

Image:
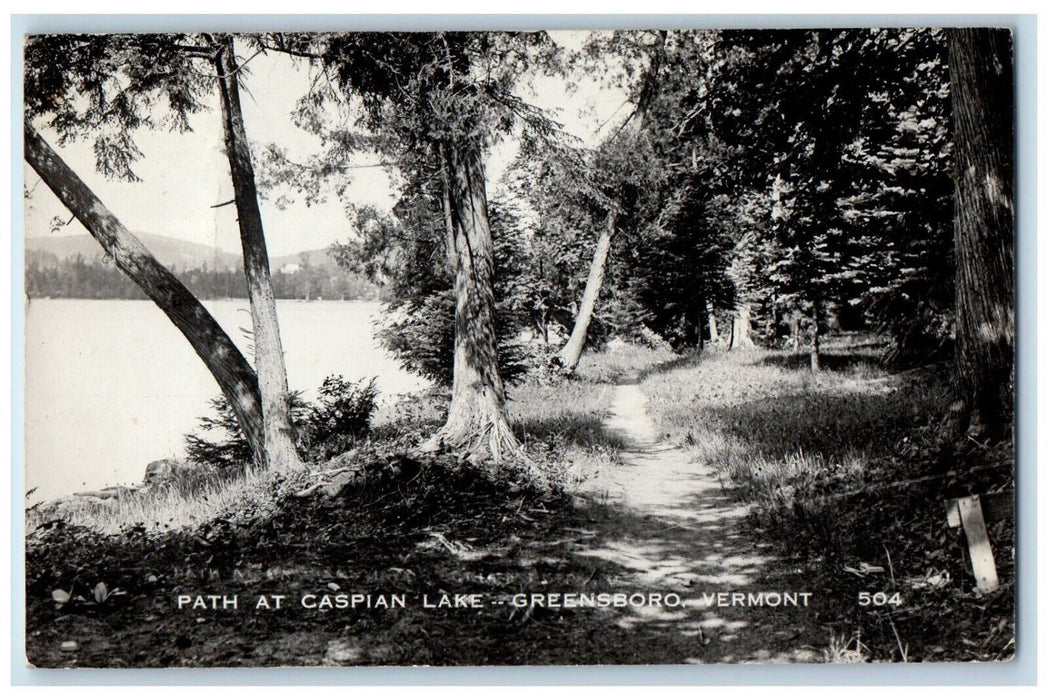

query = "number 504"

[858,591,903,606]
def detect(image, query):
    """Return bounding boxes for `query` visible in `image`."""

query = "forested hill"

[26,233,244,271]
[26,233,344,273]
[25,235,380,301]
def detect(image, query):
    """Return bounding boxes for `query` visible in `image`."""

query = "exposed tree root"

[419,415,546,485]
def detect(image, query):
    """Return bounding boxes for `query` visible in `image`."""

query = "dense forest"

[279,30,965,379]
[23,28,1015,667]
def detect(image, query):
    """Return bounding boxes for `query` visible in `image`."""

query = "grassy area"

[27,344,772,668]
[508,379,622,489]
[28,344,652,536]
[25,453,607,667]
[28,339,1014,665]
[574,341,677,384]
[641,339,941,504]
[640,338,1015,662]
[26,467,306,536]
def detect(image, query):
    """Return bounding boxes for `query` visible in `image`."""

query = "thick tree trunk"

[729,302,756,350]
[440,160,457,275]
[423,144,523,464]
[213,36,301,471]
[557,211,617,373]
[706,299,720,345]
[948,29,1015,436]
[24,123,266,464]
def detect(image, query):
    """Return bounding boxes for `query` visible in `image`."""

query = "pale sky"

[24,31,627,258]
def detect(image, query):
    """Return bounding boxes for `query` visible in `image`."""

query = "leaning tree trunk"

[557,211,617,373]
[422,144,524,465]
[213,35,301,471]
[729,302,756,350]
[24,123,267,464]
[948,28,1015,436]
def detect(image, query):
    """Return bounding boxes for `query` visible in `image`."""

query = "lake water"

[24,299,427,503]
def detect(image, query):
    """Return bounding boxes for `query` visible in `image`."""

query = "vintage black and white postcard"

[21,25,1018,668]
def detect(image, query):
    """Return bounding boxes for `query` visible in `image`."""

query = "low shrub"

[300,376,379,460]
[185,375,379,468]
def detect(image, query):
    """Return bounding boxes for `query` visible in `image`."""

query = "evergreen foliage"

[185,375,378,468]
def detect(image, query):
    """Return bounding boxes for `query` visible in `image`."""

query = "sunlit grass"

[825,631,871,663]
[574,341,677,384]
[509,380,617,446]
[508,377,623,489]
[26,465,311,536]
[640,342,950,507]
[641,338,1014,661]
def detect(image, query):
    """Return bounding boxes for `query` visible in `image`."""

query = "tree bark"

[212,35,301,471]
[534,311,550,345]
[810,301,822,372]
[557,211,617,373]
[729,302,756,350]
[706,299,720,345]
[787,311,801,351]
[810,326,821,372]
[423,143,524,465]
[24,122,267,464]
[948,28,1015,436]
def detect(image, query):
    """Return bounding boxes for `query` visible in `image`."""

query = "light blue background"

[10,13,1038,686]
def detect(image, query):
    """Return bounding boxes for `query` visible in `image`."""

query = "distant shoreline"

[25,295,381,302]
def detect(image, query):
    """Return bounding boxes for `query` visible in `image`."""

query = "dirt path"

[25,379,835,668]
[571,378,829,663]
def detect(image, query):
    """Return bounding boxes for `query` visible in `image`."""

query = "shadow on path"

[562,380,830,664]
[24,380,836,667]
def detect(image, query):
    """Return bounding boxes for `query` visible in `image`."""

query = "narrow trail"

[571,377,828,663]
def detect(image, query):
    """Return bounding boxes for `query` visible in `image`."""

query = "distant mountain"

[270,247,342,273]
[24,234,339,273]
[25,235,379,301]
[25,233,242,271]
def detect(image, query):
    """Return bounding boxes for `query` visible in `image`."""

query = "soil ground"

[27,378,839,667]
[568,378,828,663]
